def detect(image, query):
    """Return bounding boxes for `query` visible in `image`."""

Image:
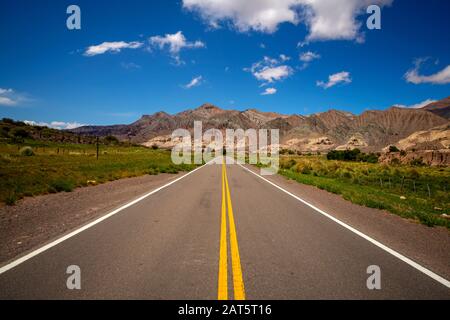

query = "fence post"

[96,137,99,160]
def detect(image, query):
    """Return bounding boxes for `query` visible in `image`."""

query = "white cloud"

[405,59,450,85]
[245,56,294,85]
[394,99,437,109]
[0,96,17,106]
[0,88,17,106]
[121,62,141,70]
[279,54,291,62]
[317,71,352,89]
[184,76,203,89]
[183,0,393,41]
[261,87,277,95]
[255,65,292,83]
[0,88,30,106]
[24,120,86,130]
[149,31,205,64]
[0,88,13,95]
[84,41,143,56]
[300,51,321,62]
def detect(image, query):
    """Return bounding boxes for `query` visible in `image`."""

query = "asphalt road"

[0,159,449,299]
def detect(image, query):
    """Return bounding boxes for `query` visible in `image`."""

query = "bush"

[152,144,159,150]
[280,159,296,169]
[327,149,379,163]
[20,146,34,156]
[5,193,18,206]
[1,118,15,124]
[11,128,30,139]
[104,135,119,145]
[389,145,400,153]
[410,158,425,167]
[49,179,74,192]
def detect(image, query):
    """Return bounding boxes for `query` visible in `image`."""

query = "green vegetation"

[0,140,197,206]
[258,156,450,228]
[326,149,379,163]
[389,145,400,153]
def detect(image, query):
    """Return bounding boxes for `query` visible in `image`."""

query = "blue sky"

[0,0,449,127]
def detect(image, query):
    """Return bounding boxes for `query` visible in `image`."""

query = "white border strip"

[0,162,213,275]
[239,164,450,289]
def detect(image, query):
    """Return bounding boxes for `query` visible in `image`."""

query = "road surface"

[0,158,449,299]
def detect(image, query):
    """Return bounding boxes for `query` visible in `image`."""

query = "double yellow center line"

[218,158,246,300]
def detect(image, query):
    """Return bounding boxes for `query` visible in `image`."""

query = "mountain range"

[72,96,450,153]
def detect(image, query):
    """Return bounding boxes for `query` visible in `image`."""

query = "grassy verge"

[258,156,450,229]
[0,141,198,205]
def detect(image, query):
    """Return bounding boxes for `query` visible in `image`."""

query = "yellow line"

[224,161,246,300]
[218,161,228,300]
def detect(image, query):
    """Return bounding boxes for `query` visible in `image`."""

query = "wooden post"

[427,184,431,198]
[96,136,99,160]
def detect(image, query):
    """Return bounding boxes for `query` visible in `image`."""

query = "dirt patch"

[0,173,184,264]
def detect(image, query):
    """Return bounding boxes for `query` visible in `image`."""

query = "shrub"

[1,118,15,124]
[20,146,34,156]
[104,135,119,145]
[327,149,378,162]
[49,179,74,192]
[152,144,159,150]
[410,158,425,167]
[389,145,400,153]
[280,159,297,169]
[5,193,18,206]
[11,128,30,139]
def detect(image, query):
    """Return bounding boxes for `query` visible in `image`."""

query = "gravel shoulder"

[0,173,185,265]
[245,165,450,280]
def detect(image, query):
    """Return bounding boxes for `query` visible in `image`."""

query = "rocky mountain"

[422,96,450,119]
[71,97,450,152]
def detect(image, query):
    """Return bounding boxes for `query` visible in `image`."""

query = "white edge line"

[239,164,450,289]
[0,160,215,275]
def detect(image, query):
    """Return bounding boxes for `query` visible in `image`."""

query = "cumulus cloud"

[394,99,437,109]
[245,56,294,85]
[84,41,143,56]
[317,71,352,89]
[149,31,205,65]
[183,0,393,41]
[24,120,86,130]
[0,88,29,106]
[0,88,17,106]
[300,51,321,62]
[405,59,450,85]
[184,76,203,89]
[299,51,321,69]
[261,87,277,95]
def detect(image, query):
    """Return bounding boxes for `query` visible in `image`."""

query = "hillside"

[422,96,450,119]
[69,97,450,152]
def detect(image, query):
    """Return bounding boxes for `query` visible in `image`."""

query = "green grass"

[258,156,450,229]
[0,141,198,205]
